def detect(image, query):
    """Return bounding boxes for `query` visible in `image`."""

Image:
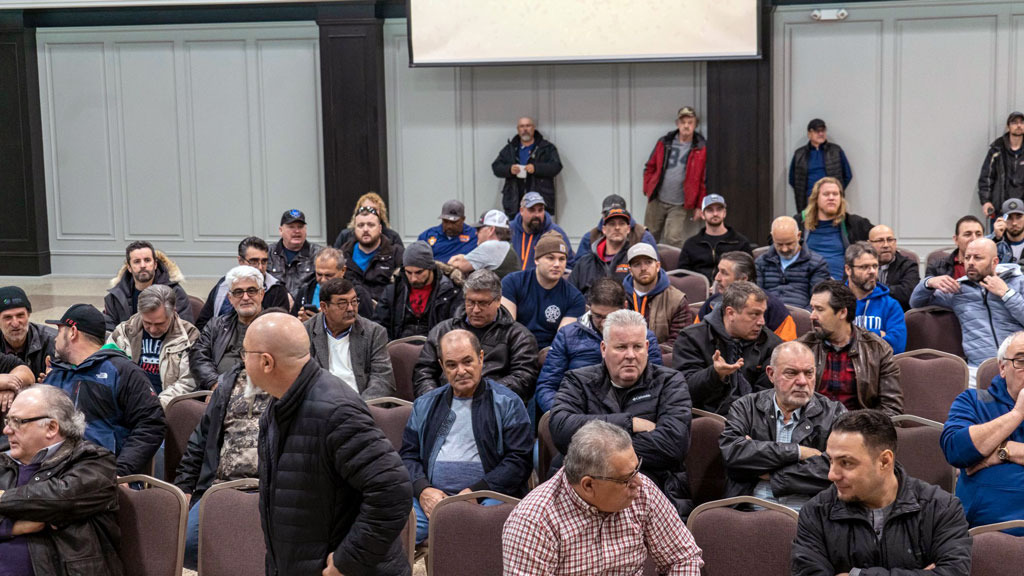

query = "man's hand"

[323,552,344,576]
[966,449,1003,475]
[0,374,22,393]
[510,164,521,175]
[926,275,961,294]
[0,391,14,413]
[691,209,704,222]
[712,349,744,379]
[525,164,535,174]
[297,307,317,322]
[11,520,46,536]
[983,202,996,217]
[458,487,473,495]
[419,487,446,519]
[994,217,1007,240]
[980,274,1010,298]
[799,446,822,460]
[1013,385,1024,419]
[632,417,656,433]
[924,563,936,570]
[37,355,51,383]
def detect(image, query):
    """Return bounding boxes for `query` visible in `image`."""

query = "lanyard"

[521,234,534,270]
[632,292,648,317]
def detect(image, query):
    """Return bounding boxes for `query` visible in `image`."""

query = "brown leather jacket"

[797,325,903,416]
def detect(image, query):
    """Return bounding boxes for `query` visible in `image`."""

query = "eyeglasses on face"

[464,297,497,310]
[229,287,262,298]
[869,237,897,245]
[323,298,360,310]
[4,415,50,430]
[589,458,643,485]
[1005,357,1024,369]
[246,258,270,267]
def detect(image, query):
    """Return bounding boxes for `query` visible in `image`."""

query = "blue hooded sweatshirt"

[853,282,907,354]
[622,268,672,301]
[510,213,575,271]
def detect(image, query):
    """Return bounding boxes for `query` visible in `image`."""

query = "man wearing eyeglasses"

[845,242,906,354]
[305,277,395,399]
[195,236,291,331]
[268,209,324,301]
[867,224,919,311]
[189,266,265,391]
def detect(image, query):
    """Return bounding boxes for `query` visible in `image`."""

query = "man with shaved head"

[492,116,563,217]
[913,237,1024,384]
[756,216,831,309]
[249,313,412,576]
[868,224,919,311]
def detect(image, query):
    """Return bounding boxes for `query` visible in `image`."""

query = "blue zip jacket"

[940,375,1024,535]
[400,378,533,498]
[535,312,663,413]
[853,282,907,354]
[509,213,575,270]
[417,222,477,262]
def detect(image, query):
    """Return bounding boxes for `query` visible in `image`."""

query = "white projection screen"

[409,0,760,66]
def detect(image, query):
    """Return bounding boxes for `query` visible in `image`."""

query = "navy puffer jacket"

[755,246,831,309]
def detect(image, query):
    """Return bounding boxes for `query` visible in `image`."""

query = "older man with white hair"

[189,265,265,391]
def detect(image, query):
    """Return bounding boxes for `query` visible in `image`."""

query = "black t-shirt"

[130,287,141,315]
[139,330,165,395]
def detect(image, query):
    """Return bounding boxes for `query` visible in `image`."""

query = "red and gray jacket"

[643,130,708,210]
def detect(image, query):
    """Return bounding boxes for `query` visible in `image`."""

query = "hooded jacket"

[109,312,201,408]
[853,282,907,354]
[374,267,462,340]
[672,306,782,416]
[881,250,921,312]
[0,322,55,377]
[535,311,663,413]
[676,226,754,282]
[509,213,575,271]
[911,263,1024,366]
[103,250,193,331]
[341,235,404,302]
[978,132,1024,209]
[755,246,832,309]
[267,239,324,300]
[576,215,658,260]
[567,224,647,296]
[643,130,708,210]
[623,270,693,347]
[491,130,563,216]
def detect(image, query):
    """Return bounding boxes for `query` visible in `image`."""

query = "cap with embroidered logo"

[280,209,306,225]
[46,303,106,340]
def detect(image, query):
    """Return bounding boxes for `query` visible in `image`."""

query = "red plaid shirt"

[502,469,703,575]
[818,340,859,411]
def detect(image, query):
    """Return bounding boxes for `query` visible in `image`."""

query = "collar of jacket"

[661,129,707,150]
[807,324,863,358]
[803,140,832,153]
[693,225,741,245]
[828,463,921,523]
[1,322,50,356]
[270,359,324,426]
[109,250,184,291]
[272,239,313,258]
[753,387,826,421]
[595,362,656,398]
[342,233,395,259]
[765,245,811,265]
[439,377,492,406]
[510,130,548,148]
[453,305,514,331]
[705,306,772,348]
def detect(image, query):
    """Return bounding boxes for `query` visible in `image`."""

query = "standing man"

[248,313,412,576]
[492,116,563,218]
[979,111,1024,220]
[623,243,694,347]
[341,205,403,301]
[867,225,919,311]
[417,200,477,263]
[375,241,462,340]
[643,106,708,246]
[195,237,291,331]
[268,209,324,300]
[992,197,1024,263]
[104,241,193,331]
[756,216,831,309]
[845,242,907,354]
[0,286,55,379]
[447,209,521,279]
[509,192,574,271]
[676,194,753,282]
[796,178,874,280]
[788,118,853,213]
[926,215,986,278]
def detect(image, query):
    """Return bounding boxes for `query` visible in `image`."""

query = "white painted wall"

[37,22,324,276]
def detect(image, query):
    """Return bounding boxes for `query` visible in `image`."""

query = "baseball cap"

[601,194,627,215]
[702,194,727,211]
[0,286,31,314]
[807,118,827,131]
[521,192,546,208]
[627,243,659,264]
[1003,198,1024,216]
[46,303,106,340]
[1009,111,1024,125]
[603,208,631,226]
[475,209,510,229]
[439,200,466,222]
[676,106,696,119]
[280,209,306,226]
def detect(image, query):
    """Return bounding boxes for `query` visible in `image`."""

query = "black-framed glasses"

[245,257,270,267]
[356,206,379,216]
[4,415,50,430]
[464,297,497,310]
[850,264,879,271]
[324,298,360,310]
[229,287,262,298]
[590,458,643,485]
[1005,357,1024,369]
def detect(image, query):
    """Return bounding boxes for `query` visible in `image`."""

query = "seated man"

[912,237,1024,380]
[696,251,797,341]
[267,209,323,300]
[341,204,403,301]
[417,200,477,262]
[109,284,201,408]
[501,232,585,349]
[551,310,693,517]
[0,385,124,575]
[756,216,831,309]
[375,241,461,340]
[190,266,265,391]
[676,194,752,282]
[568,208,647,295]
[43,304,165,475]
[104,240,193,331]
[941,331,1024,535]
[414,270,537,401]
[623,243,694,347]
[792,410,972,575]
[293,247,373,321]
[674,282,782,416]
[868,224,919,311]
[845,242,907,354]
[503,420,704,574]
[195,236,290,331]
[575,194,658,260]
[719,341,845,510]
[801,280,903,415]
[795,177,874,280]
[509,192,574,271]
[536,277,663,414]
[0,286,56,379]
[926,215,985,278]
[305,278,395,400]
[448,209,521,279]
[401,329,532,545]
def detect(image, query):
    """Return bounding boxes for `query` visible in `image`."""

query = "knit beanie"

[403,241,436,270]
[0,286,31,314]
[534,232,569,260]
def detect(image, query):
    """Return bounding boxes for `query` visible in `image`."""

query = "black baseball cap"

[601,194,627,215]
[280,209,307,226]
[1008,111,1024,125]
[807,118,827,131]
[46,303,106,340]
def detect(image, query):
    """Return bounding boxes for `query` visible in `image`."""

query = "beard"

[243,372,260,400]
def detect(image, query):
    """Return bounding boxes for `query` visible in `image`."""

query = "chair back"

[387,339,426,401]
[904,307,965,357]
[689,301,702,319]
[666,269,710,303]
[892,415,955,493]
[895,349,968,423]
[188,295,205,322]
[897,248,921,267]
[537,411,559,482]
[657,243,681,269]
[752,245,770,260]
[117,475,188,576]
[686,496,798,576]
[367,399,413,451]
[977,357,999,391]
[198,478,265,576]
[686,412,727,504]
[786,304,813,338]
[163,390,212,482]
[429,491,519,576]
[969,521,1024,576]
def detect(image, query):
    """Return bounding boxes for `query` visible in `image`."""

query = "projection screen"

[409,0,760,66]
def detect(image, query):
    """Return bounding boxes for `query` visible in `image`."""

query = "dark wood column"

[318,6,388,241]
[0,12,50,275]
[706,4,774,245]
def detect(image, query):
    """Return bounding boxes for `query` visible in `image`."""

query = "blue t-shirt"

[501,271,586,348]
[353,244,377,272]
[518,142,535,166]
[807,223,845,280]
[806,147,826,197]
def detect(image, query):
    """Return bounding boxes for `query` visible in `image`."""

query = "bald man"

[248,313,412,576]
[868,224,919,311]
[912,237,1024,383]
[755,216,831,309]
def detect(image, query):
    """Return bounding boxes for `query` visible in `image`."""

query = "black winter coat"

[978,133,1024,209]
[491,131,563,216]
[882,251,921,312]
[103,259,193,331]
[373,269,462,340]
[342,236,403,302]
[267,240,324,300]
[550,363,694,518]
[719,389,845,499]
[259,360,412,576]
[792,465,972,576]
[0,321,55,377]
[189,311,242,389]
[676,226,753,282]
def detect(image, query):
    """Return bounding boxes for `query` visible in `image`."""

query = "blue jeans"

[413,495,503,544]
[184,500,200,570]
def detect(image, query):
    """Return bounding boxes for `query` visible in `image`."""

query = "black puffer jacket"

[550,363,694,518]
[883,250,921,312]
[491,131,563,216]
[719,389,845,499]
[792,465,972,576]
[259,360,412,576]
[0,439,124,576]
[374,268,463,340]
[413,306,538,401]
[342,236,403,302]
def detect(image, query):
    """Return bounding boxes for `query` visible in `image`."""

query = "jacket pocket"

[63,556,108,576]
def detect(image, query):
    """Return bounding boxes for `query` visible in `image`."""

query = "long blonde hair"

[803,177,847,231]
[346,192,391,229]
